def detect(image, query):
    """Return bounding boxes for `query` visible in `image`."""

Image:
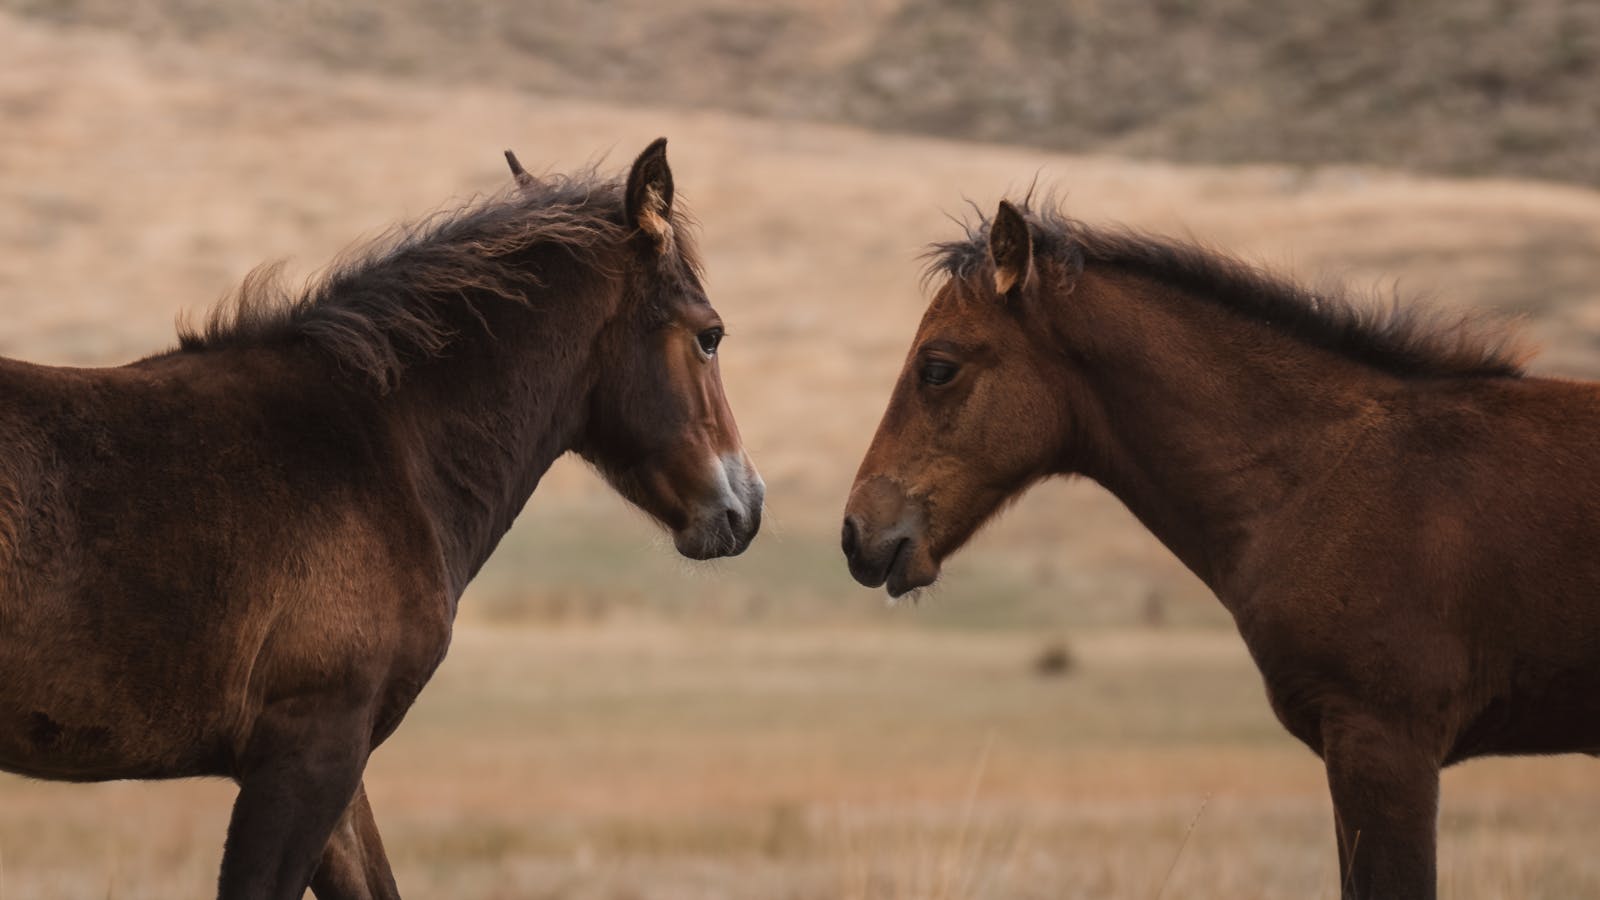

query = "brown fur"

[845,197,1597,899]
[0,139,761,900]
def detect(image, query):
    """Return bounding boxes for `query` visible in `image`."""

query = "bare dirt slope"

[6,0,1600,185]
[4,12,1600,626]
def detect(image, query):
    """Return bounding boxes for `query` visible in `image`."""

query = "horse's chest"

[1229,654,1329,755]
[1228,612,1363,757]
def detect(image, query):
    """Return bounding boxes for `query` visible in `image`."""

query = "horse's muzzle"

[841,477,938,597]
[674,453,764,560]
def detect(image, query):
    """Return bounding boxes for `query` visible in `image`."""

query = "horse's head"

[564,139,763,560]
[843,201,1070,596]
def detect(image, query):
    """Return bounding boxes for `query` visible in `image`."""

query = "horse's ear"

[504,149,535,188]
[625,137,674,247]
[988,200,1033,299]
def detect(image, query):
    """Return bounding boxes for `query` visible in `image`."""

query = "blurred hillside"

[5,0,1599,185]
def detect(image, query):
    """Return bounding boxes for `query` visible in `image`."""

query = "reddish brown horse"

[843,198,1600,898]
[0,139,762,899]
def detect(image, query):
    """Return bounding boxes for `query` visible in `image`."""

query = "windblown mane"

[180,169,698,391]
[925,202,1529,379]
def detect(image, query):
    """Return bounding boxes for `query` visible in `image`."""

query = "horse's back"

[0,357,92,602]
[1240,373,1600,760]
[1435,377,1600,756]
[0,350,448,781]
[0,349,358,599]
[1405,376,1600,583]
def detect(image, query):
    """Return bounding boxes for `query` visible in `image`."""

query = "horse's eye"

[697,327,724,357]
[921,360,958,386]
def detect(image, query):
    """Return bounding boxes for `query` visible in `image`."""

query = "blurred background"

[3,2,1600,897]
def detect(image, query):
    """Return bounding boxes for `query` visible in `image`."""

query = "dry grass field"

[5,10,1600,899]
[5,627,1600,899]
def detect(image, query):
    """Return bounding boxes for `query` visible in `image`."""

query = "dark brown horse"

[0,139,762,899]
[842,197,1600,898]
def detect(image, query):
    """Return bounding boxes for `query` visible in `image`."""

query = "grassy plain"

[4,11,1600,898]
[4,627,1600,898]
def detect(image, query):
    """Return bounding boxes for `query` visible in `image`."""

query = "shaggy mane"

[180,168,700,391]
[925,202,1529,379]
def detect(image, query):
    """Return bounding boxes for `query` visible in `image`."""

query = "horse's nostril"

[725,507,742,534]
[841,516,859,558]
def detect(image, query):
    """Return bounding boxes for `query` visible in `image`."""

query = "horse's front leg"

[310,781,402,900]
[1323,712,1442,900]
[218,699,373,900]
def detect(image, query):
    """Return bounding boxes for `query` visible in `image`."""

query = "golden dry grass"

[5,11,1600,898]
[3,627,1600,898]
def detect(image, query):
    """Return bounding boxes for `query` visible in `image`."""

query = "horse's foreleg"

[217,703,372,900]
[1322,714,1441,900]
[310,781,402,900]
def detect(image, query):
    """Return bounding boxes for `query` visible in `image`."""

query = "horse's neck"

[1059,271,1392,596]
[391,290,615,598]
